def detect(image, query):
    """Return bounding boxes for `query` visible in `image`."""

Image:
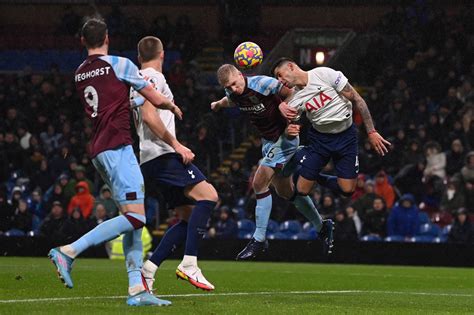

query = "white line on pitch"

[0,290,472,304]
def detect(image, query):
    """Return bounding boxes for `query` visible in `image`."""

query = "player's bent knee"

[124,212,146,229]
[296,184,311,196]
[205,183,219,202]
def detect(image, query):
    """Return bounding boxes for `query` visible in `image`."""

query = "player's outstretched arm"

[340,83,391,156]
[141,100,195,164]
[139,85,183,120]
[210,96,232,112]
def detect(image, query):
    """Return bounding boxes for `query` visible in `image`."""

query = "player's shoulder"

[311,67,336,76]
[99,54,130,65]
[246,75,281,96]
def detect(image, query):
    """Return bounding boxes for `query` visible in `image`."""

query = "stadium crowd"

[0,3,473,245]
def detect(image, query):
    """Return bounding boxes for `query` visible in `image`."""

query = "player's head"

[217,64,245,95]
[137,36,164,64]
[271,57,301,88]
[81,18,109,50]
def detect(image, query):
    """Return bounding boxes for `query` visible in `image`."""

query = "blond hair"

[217,64,238,85]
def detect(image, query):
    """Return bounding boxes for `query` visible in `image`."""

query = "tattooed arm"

[339,83,391,156]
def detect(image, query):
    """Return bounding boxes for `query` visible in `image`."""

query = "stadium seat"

[441,225,452,236]
[291,232,313,240]
[232,207,246,220]
[302,221,312,232]
[418,211,430,224]
[267,219,280,234]
[418,223,441,237]
[410,236,435,243]
[384,235,405,242]
[237,219,255,238]
[279,220,302,236]
[238,232,253,240]
[272,232,290,240]
[361,235,382,242]
[433,236,447,243]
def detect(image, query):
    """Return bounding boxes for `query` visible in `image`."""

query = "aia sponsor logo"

[304,92,332,112]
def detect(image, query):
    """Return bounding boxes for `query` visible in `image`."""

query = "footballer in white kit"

[272,58,391,199]
[130,36,219,293]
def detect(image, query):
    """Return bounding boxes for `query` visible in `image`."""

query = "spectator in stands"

[94,185,118,218]
[208,207,238,239]
[0,189,14,233]
[4,131,22,175]
[359,139,383,175]
[44,182,68,213]
[460,151,474,183]
[67,181,95,219]
[345,205,362,237]
[92,203,110,226]
[29,189,45,220]
[333,209,358,242]
[363,197,388,238]
[31,159,54,193]
[374,171,396,209]
[10,186,23,209]
[228,161,247,197]
[40,124,62,155]
[16,124,32,150]
[445,139,465,177]
[448,208,473,243]
[7,199,32,236]
[62,207,92,243]
[387,194,420,240]
[394,158,426,203]
[353,179,378,219]
[351,174,366,202]
[423,141,446,180]
[402,139,423,166]
[440,179,465,214]
[319,194,336,218]
[39,201,66,244]
[63,165,93,203]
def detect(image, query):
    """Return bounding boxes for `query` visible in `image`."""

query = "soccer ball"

[234,42,263,69]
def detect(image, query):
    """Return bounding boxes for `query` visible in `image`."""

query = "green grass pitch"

[0,257,473,314]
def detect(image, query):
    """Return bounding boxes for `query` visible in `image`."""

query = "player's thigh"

[260,135,299,170]
[333,127,359,182]
[296,176,316,196]
[175,205,194,222]
[92,145,145,214]
[271,175,294,200]
[184,180,218,202]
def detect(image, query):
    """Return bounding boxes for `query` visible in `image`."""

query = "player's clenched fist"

[210,101,220,112]
[285,123,300,138]
[278,102,298,120]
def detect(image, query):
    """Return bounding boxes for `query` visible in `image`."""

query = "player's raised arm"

[141,100,194,164]
[339,82,391,156]
[139,85,183,120]
[210,96,233,112]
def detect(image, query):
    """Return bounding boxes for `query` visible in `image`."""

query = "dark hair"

[137,36,163,63]
[270,57,296,76]
[81,18,107,48]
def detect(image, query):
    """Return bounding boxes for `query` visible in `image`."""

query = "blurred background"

[0,0,472,264]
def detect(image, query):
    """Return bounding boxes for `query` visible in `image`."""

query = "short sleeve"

[100,56,149,91]
[247,76,283,96]
[315,67,348,92]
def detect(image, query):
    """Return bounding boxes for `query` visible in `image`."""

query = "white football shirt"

[130,67,175,164]
[288,67,352,134]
